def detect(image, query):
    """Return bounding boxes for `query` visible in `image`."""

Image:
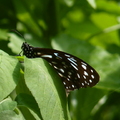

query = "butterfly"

[21,42,99,93]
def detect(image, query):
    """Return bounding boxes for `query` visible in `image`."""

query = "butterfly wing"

[21,42,99,92]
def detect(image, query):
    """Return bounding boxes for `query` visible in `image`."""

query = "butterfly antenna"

[11,29,27,56]
[11,29,27,42]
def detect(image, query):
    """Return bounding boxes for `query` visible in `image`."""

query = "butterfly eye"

[21,42,99,93]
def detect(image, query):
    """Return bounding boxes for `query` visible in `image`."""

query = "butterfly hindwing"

[21,42,99,91]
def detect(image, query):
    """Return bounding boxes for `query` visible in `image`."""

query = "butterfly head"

[21,42,35,58]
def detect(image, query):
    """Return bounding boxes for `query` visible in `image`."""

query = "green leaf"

[0,97,25,120]
[8,33,23,54]
[0,50,20,101]
[0,97,17,112]
[15,93,41,118]
[0,110,25,120]
[17,106,40,120]
[24,58,71,120]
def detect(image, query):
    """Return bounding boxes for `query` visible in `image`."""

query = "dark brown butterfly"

[21,42,99,93]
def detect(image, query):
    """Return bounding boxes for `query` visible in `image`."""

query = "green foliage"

[0,0,120,120]
[0,50,20,101]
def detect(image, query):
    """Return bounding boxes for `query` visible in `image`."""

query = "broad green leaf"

[0,50,20,101]
[15,72,31,95]
[8,33,23,54]
[0,110,25,120]
[0,98,25,120]
[16,106,40,120]
[24,58,71,120]
[0,97,17,112]
[16,93,41,119]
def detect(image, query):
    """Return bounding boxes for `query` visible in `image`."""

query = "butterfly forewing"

[21,42,99,92]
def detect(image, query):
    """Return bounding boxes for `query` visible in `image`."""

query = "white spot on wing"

[82,83,84,86]
[70,63,78,70]
[41,55,52,58]
[77,73,80,78]
[63,82,66,85]
[83,75,86,79]
[53,66,58,69]
[91,75,95,78]
[84,71,88,76]
[54,53,58,56]
[70,57,77,62]
[85,81,87,84]
[59,68,64,73]
[65,54,70,57]
[91,69,93,73]
[58,73,63,77]
[81,64,87,70]
[66,86,68,89]
[81,61,87,66]
[72,85,74,88]
[37,52,41,55]
[89,79,92,83]
[67,78,70,81]
[67,58,77,66]
[68,75,71,78]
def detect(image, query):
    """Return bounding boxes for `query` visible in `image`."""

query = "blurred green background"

[0,0,120,120]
